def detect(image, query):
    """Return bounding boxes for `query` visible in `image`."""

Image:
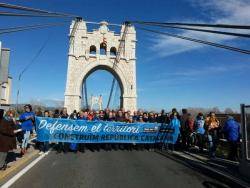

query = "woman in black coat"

[0,109,17,170]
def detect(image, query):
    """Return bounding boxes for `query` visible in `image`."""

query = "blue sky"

[1,0,250,111]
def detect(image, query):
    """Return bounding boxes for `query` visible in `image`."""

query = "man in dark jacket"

[180,109,189,149]
[0,109,16,170]
[223,116,240,161]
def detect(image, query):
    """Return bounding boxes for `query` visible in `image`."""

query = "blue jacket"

[78,116,88,120]
[170,118,180,136]
[19,112,35,131]
[223,119,240,142]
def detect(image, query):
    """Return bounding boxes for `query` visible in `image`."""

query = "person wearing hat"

[223,116,240,161]
[19,104,35,155]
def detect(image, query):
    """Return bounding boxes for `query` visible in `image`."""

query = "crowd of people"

[0,104,241,170]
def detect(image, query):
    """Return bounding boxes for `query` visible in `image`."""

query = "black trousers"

[228,141,238,161]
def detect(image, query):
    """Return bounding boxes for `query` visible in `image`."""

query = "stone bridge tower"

[64,19,137,113]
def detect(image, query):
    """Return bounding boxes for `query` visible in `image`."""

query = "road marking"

[1,150,50,188]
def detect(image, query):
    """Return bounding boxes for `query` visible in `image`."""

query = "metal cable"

[107,22,130,108]
[131,21,250,30]
[137,27,250,55]
[0,2,79,17]
[0,22,69,35]
[0,21,70,31]
[136,22,250,38]
[0,11,74,18]
[16,34,52,109]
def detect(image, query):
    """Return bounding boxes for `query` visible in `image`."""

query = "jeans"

[22,130,31,149]
[208,130,218,157]
[196,133,204,151]
[0,152,7,168]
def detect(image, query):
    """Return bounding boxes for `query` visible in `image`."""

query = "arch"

[81,65,124,96]
[100,42,107,55]
[110,47,117,56]
[76,61,129,109]
[82,67,123,109]
[89,45,96,55]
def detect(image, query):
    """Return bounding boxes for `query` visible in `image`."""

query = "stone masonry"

[64,19,137,113]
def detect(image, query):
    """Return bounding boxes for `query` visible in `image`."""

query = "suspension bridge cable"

[0,21,69,35]
[84,81,88,109]
[0,11,75,18]
[131,21,250,30]
[16,34,52,110]
[107,22,130,108]
[136,27,250,55]
[112,81,119,109]
[18,35,52,80]
[0,2,79,17]
[134,22,250,38]
[0,21,70,31]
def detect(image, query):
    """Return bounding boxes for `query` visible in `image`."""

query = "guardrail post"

[239,104,250,179]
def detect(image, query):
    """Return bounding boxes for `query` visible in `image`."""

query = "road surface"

[9,149,228,188]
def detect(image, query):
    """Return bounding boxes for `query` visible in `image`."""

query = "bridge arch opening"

[81,65,123,110]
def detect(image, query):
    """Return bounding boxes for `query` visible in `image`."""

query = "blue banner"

[35,117,179,144]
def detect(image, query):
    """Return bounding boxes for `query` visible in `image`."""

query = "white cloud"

[150,77,196,87]
[150,0,250,57]
[163,63,250,77]
[149,63,250,86]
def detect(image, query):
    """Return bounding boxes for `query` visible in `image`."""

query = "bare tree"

[224,107,234,114]
[211,107,221,113]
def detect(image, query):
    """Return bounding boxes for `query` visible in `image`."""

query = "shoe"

[20,149,25,156]
[1,164,7,170]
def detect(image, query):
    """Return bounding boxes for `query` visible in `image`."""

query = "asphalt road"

[10,149,229,188]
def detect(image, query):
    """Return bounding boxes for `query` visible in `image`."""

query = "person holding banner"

[78,110,87,120]
[77,110,88,152]
[116,110,125,122]
[107,111,115,121]
[39,111,50,155]
[69,111,78,153]
[19,104,35,155]
[57,108,69,153]
[169,112,181,150]
[99,110,105,120]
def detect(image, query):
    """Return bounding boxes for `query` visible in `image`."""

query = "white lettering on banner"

[91,124,102,132]
[103,125,140,133]
[38,120,88,134]
[38,119,140,134]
